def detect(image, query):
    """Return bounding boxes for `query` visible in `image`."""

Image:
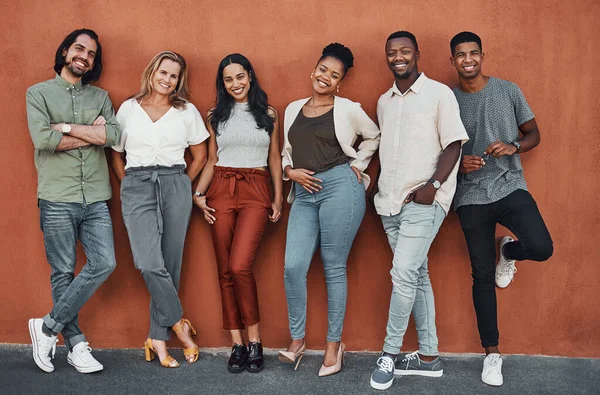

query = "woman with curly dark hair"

[193,53,282,373]
[278,43,380,376]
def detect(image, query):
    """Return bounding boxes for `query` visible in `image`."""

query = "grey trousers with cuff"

[121,165,192,341]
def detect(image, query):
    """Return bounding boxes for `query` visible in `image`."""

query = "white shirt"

[282,96,380,203]
[113,98,209,169]
[375,73,469,215]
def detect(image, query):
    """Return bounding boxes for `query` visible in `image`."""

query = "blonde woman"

[111,51,209,368]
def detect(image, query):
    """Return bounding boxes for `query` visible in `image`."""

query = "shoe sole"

[246,364,264,373]
[67,356,103,373]
[370,377,393,390]
[28,319,54,373]
[482,377,503,386]
[277,353,294,364]
[227,364,246,373]
[394,369,443,377]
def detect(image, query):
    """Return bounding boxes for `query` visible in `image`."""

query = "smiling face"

[451,41,484,79]
[311,56,345,95]
[223,63,251,102]
[62,34,97,79]
[151,58,181,96]
[385,37,419,79]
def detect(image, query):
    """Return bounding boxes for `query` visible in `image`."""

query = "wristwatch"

[193,191,204,198]
[61,123,72,134]
[511,141,521,153]
[428,179,441,190]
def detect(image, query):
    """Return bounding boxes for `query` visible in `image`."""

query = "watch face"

[434,181,441,189]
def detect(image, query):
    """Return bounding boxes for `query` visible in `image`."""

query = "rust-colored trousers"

[207,166,271,330]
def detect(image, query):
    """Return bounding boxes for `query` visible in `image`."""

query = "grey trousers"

[121,165,192,340]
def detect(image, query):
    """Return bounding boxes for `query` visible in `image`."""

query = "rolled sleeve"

[438,90,469,149]
[26,89,63,152]
[101,93,121,147]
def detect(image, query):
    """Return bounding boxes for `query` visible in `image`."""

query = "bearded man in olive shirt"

[26,29,120,374]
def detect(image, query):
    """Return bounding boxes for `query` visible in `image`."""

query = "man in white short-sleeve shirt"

[370,31,469,391]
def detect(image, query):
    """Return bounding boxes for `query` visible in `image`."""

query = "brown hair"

[132,51,190,109]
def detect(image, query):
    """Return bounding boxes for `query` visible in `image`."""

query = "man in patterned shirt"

[449,31,553,387]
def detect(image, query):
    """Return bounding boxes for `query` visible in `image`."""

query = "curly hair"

[317,42,355,76]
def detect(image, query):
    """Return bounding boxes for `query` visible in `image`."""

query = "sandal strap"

[161,354,180,368]
[183,347,199,356]
[172,318,196,336]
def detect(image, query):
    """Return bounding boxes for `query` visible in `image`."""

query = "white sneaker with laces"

[482,353,503,386]
[67,342,104,373]
[496,236,517,288]
[28,318,58,373]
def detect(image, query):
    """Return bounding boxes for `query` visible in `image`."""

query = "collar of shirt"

[54,73,84,92]
[390,72,428,97]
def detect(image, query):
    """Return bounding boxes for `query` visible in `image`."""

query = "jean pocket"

[410,201,435,208]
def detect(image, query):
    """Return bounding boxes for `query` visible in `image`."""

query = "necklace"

[306,97,334,115]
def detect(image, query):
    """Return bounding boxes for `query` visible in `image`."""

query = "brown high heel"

[172,318,199,363]
[144,338,180,368]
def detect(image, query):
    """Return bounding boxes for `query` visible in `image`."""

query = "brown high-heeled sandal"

[144,338,180,368]
[172,318,199,363]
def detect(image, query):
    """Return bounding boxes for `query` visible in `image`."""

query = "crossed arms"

[26,89,120,152]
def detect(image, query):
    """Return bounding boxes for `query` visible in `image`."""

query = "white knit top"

[215,102,271,168]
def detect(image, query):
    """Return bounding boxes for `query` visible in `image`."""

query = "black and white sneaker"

[370,353,396,390]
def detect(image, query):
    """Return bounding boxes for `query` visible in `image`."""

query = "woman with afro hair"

[278,43,380,376]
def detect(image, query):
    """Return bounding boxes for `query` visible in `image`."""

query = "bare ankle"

[485,346,500,355]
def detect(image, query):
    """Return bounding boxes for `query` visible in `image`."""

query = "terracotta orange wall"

[1,0,599,357]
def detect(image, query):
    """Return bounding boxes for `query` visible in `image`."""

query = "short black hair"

[318,42,354,75]
[386,31,418,52]
[54,28,102,84]
[450,31,482,55]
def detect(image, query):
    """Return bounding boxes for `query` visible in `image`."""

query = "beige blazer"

[282,96,381,203]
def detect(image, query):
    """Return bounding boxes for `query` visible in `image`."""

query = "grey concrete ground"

[0,344,598,395]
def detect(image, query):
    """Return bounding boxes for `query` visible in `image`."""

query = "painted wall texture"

[1,0,598,357]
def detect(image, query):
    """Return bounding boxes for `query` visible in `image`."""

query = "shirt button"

[82,181,85,184]
[74,112,77,115]
[82,161,85,165]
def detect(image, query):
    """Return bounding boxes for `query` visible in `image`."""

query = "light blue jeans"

[381,201,446,356]
[39,199,117,349]
[284,163,366,342]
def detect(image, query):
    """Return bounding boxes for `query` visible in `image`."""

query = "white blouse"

[113,98,209,169]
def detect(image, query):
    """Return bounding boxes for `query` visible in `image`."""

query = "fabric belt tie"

[130,166,185,234]
[139,171,165,234]
[222,171,251,197]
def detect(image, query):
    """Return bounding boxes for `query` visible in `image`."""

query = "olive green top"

[26,74,120,203]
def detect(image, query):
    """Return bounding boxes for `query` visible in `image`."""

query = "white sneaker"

[496,236,517,288]
[482,353,503,386]
[28,318,58,373]
[67,342,104,373]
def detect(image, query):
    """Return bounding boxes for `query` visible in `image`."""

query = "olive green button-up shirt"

[26,74,121,203]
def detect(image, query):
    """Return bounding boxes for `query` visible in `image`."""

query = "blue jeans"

[381,202,445,356]
[284,164,366,342]
[39,199,116,349]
